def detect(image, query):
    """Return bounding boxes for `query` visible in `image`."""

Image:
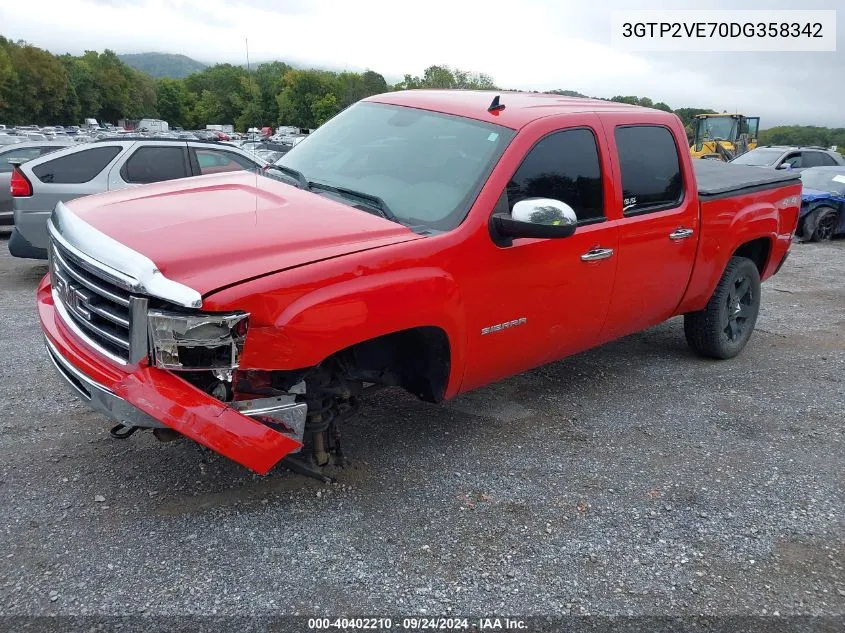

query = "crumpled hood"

[801,187,845,203]
[65,172,422,296]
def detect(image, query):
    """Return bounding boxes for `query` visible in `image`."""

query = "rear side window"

[615,126,683,214]
[803,151,837,168]
[32,146,121,184]
[0,147,44,173]
[506,128,604,222]
[122,146,188,184]
[193,148,257,175]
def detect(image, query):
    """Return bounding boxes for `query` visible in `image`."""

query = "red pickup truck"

[38,91,802,478]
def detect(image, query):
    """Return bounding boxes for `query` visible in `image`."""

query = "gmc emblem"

[56,275,92,322]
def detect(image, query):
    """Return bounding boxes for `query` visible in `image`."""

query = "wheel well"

[340,327,451,403]
[732,237,771,275]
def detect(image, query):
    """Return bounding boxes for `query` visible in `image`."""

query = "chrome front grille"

[49,237,148,364]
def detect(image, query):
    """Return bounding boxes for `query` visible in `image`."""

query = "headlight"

[148,310,249,370]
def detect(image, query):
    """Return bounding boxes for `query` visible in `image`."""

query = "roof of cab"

[366,89,653,130]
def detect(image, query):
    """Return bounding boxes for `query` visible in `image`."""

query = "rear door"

[802,151,838,168]
[599,120,698,341]
[108,141,190,190]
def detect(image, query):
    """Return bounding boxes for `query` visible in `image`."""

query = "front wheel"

[684,257,761,359]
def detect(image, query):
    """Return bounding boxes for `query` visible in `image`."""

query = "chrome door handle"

[581,247,614,262]
[669,228,694,240]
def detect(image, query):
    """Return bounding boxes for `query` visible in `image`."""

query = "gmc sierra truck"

[36,90,802,479]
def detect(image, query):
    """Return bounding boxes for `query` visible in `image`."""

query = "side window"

[615,126,683,214]
[32,146,121,184]
[506,128,604,222]
[819,153,839,166]
[803,152,834,168]
[193,148,257,175]
[122,146,188,184]
[782,153,802,169]
[0,147,44,173]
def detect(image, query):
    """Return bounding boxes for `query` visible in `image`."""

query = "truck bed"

[694,159,801,199]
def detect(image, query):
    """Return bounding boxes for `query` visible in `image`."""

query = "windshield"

[731,149,784,167]
[696,117,736,141]
[275,102,515,231]
[800,169,845,195]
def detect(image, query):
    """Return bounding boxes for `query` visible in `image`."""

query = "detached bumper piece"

[40,282,304,474]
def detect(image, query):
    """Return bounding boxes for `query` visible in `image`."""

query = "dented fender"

[205,263,468,397]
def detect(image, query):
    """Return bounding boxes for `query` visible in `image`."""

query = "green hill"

[117,53,207,79]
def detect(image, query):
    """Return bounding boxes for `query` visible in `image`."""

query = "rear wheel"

[684,257,761,359]
[801,206,839,242]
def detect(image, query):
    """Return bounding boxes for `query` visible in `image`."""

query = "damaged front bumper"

[38,278,305,475]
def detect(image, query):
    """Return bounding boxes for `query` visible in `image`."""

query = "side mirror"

[776,163,792,170]
[490,198,577,246]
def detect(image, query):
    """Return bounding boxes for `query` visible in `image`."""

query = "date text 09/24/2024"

[307,617,527,630]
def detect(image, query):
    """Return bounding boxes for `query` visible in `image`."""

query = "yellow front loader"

[690,113,760,161]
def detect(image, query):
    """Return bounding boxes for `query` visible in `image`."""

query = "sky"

[0,0,842,127]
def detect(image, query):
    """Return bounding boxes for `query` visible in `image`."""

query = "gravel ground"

[0,236,843,618]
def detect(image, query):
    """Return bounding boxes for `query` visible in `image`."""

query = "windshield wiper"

[269,165,310,190]
[308,181,400,223]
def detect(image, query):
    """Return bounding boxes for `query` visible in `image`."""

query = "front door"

[461,122,620,392]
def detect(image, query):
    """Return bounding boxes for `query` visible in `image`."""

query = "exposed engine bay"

[110,356,386,482]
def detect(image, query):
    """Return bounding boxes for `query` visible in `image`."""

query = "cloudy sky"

[1,0,841,127]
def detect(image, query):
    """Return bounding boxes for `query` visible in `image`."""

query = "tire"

[801,206,839,242]
[684,256,761,359]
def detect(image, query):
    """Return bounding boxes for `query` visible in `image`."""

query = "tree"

[184,63,248,125]
[233,75,263,131]
[0,43,16,115]
[126,68,158,119]
[276,69,339,128]
[90,50,135,123]
[549,89,588,97]
[61,55,100,119]
[254,61,292,126]
[759,126,845,148]
[311,93,339,126]
[2,40,69,124]
[361,70,388,96]
[191,89,223,128]
[157,78,191,127]
[393,65,497,91]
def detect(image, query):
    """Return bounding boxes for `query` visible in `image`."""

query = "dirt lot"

[0,236,843,617]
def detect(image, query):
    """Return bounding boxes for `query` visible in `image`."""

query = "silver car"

[1,140,76,229]
[9,138,268,259]
[730,145,845,172]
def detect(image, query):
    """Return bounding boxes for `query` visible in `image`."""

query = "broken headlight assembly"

[147,310,249,370]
